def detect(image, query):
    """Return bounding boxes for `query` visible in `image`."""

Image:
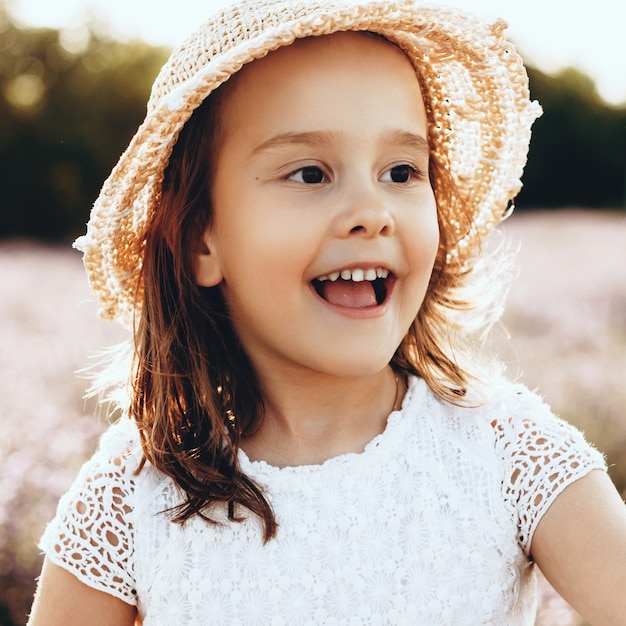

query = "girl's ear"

[194,229,224,287]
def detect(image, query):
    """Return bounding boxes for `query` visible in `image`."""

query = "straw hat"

[75,0,541,327]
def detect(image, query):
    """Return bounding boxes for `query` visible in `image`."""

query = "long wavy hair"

[128,69,510,542]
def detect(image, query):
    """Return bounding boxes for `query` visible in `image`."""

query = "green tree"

[0,8,168,242]
[518,66,626,209]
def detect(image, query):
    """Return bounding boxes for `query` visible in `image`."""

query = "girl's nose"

[335,183,396,238]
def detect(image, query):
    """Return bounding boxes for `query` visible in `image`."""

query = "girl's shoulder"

[97,415,142,458]
[415,374,601,458]
[38,417,142,605]
[409,376,606,555]
[431,374,600,450]
[477,376,604,465]
[465,377,606,553]
[73,416,143,501]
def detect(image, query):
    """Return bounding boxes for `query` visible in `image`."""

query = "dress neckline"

[237,376,427,478]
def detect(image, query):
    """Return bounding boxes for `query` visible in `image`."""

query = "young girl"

[29,0,626,624]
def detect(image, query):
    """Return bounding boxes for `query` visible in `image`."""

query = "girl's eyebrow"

[251,130,338,155]
[250,129,429,156]
[380,130,429,157]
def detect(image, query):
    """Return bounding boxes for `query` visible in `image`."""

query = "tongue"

[320,279,377,308]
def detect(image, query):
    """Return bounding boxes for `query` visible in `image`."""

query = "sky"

[6,0,626,106]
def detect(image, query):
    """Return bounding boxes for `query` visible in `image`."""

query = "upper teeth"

[316,267,390,282]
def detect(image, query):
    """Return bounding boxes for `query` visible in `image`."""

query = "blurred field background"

[1,2,625,625]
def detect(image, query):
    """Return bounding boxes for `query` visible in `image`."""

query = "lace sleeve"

[39,418,139,605]
[492,384,607,556]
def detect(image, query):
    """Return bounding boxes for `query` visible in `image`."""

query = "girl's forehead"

[212,29,428,158]
[220,30,422,105]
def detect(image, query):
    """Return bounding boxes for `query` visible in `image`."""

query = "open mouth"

[311,267,394,308]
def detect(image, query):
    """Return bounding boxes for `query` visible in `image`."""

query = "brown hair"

[132,94,277,539]
[131,72,493,541]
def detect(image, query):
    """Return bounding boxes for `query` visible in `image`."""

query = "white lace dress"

[40,377,605,625]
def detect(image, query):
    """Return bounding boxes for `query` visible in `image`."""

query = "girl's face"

[195,31,438,382]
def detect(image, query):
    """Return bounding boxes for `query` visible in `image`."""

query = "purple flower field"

[1,210,624,625]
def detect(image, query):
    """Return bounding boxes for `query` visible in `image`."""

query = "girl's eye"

[381,164,420,183]
[288,166,328,184]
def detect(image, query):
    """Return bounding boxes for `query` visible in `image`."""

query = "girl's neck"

[241,366,405,467]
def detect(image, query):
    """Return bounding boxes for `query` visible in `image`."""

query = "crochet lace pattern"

[40,377,605,625]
